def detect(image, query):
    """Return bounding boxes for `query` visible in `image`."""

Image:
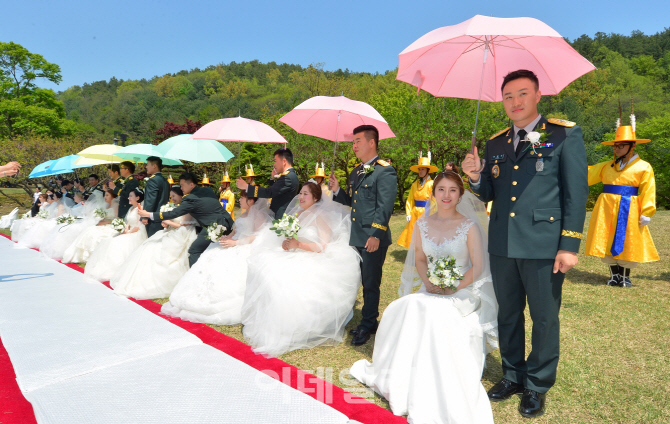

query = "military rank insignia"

[492,164,500,178]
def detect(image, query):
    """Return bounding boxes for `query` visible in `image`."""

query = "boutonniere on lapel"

[363,164,374,175]
[523,129,552,155]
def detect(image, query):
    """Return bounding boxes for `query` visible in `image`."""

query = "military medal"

[492,164,500,178]
[536,158,544,172]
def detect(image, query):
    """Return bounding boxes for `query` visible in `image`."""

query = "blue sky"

[2,0,667,92]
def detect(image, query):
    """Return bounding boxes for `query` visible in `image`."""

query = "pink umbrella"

[192,116,287,174]
[397,14,596,170]
[192,116,287,144]
[398,15,596,102]
[279,95,395,169]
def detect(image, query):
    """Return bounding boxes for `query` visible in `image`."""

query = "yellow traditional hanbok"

[218,172,235,220]
[586,125,659,264]
[397,155,438,248]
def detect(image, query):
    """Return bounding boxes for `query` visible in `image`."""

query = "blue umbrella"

[29,159,59,178]
[29,155,90,179]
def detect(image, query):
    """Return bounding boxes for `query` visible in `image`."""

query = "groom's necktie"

[515,129,528,156]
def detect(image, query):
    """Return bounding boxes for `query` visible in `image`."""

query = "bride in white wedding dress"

[41,191,107,261]
[17,191,69,249]
[349,171,498,424]
[161,190,273,324]
[241,182,361,357]
[84,188,147,281]
[111,186,197,299]
[62,190,119,264]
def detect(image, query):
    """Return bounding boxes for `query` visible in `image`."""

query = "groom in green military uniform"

[462,70,588,418]
[236,148,299,219]
[138,172,233,266]
[141,156,171,238]
[109,161,138,219]
[330,125,398,346]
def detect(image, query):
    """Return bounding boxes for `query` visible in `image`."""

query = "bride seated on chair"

[241,182,361,357]
[349,170,499,424]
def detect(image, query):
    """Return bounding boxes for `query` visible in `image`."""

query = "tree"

[0,41,75,139]
[0,41,62,99]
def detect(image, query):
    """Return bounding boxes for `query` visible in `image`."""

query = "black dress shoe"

[487,378,524,402]
[349,322,378,337]
[518,389,546,418]
[351,328,374,346]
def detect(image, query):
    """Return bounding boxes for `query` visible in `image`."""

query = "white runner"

[0,238,356,424]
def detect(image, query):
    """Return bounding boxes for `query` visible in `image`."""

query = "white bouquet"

[93,208,108,219]
[56,214,76,225]
[111,218,126,233]
[21,211,31,219]
[159,203,175,213]
[270,213,301,239]
[205,222,228,242]
[36,210,49,220]
[426,256,464,291]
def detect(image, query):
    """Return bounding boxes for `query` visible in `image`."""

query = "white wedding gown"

[41,193,107,261]
[17,201,68,249]
[62,204,118,264]
[161,209,271,325]
[11,204,48,243]
[111,215,197,300]
[241,201,361,357]
[350,218,495,424]
[83,207,147,281]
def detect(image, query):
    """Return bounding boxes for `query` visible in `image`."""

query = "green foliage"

[0,41,76,138]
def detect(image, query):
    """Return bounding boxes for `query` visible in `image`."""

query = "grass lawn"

[2,193,668,423]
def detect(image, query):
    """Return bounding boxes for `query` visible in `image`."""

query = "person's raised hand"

[328,173,340,192]
[236,178,248,191]
[461,146,482,182]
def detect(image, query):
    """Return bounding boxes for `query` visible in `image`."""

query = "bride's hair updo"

[302,181,322,202]
[433,170,465,197]
[170,186,183,197]
[129,188,144,203]
[105,189,118,199]
[239,190,257,204]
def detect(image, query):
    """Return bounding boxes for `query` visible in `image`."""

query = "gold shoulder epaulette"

[281,170,290,176]
[376,159,391,167]
[489,127,511,140]
[548,118,576,127]
[149,175,155,179]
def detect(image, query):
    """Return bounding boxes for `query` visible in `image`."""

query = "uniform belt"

[414,200,428,207]
[602,184,639,256]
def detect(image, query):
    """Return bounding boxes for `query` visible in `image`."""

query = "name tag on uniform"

[536,158,544,172]
[492,154,505,161]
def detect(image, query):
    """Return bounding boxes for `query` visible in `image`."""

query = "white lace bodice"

[126,207,140,227]
[418,218,474,273]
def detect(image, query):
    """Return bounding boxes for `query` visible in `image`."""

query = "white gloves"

[406,215,411,222]
[639,215,651,226]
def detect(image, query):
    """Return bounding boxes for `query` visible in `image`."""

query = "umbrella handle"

[469,134,486,174]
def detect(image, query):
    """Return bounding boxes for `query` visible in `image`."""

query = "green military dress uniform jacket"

[190,186,218,199]
[114,176,139,219]
[143,172,171,238]
[246,168,299,219]
[472,117,588,258]
[158,193,234,266]
[333,158,398,247]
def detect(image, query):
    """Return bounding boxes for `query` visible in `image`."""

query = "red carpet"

[0,234,405,423]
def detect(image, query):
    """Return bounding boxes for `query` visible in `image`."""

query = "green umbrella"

[115,144,183,165]
[157,135,234,164]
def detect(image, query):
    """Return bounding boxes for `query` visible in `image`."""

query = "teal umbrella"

[114,144,183,165]
[157,136,234,164]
